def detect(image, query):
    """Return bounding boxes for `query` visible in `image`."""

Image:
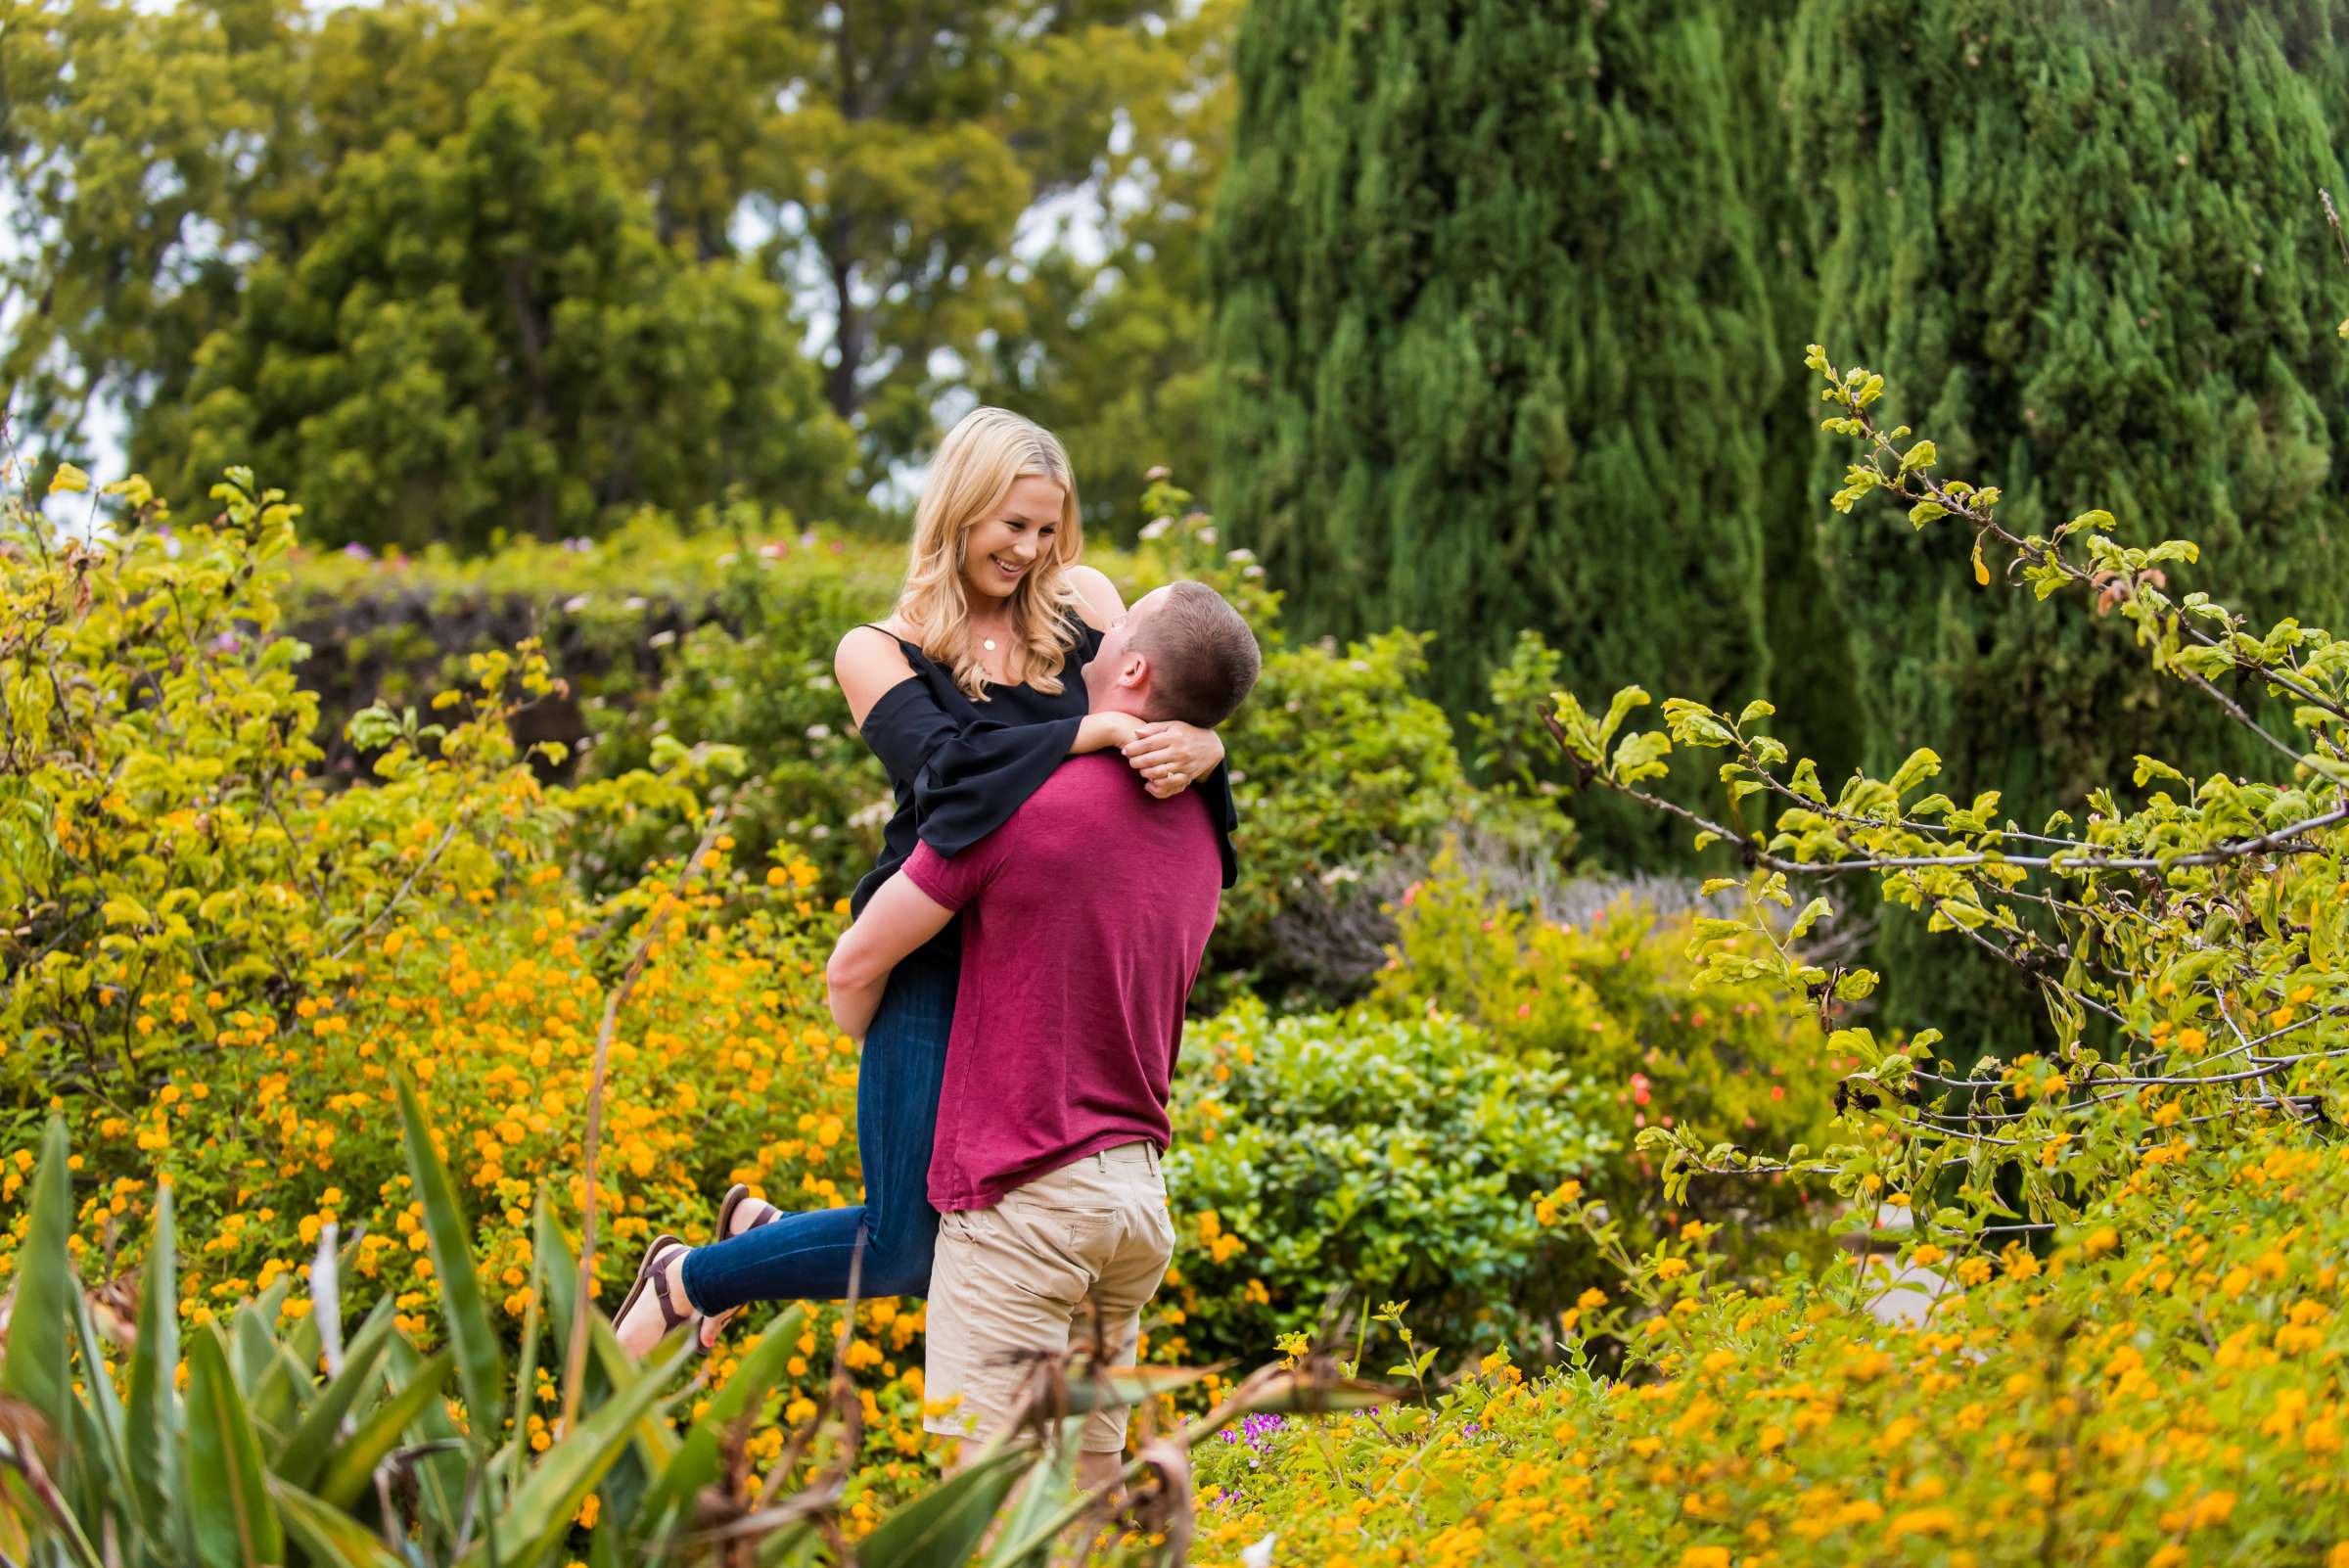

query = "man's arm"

[825,870,957,1039]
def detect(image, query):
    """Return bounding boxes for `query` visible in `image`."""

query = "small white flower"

[624,595,648,610]
[1241,1533,1276,1567]
[1196,526,1218,545]
[649,629,676,648]
[563,593,592,613]
[1225,547,1257,564]
[1139,516,1174,540]
[806,723,834,741]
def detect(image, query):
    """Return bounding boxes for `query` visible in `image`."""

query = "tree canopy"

[1,0,1227,539]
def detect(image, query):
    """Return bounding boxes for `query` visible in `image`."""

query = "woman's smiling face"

[961,474,1066,601]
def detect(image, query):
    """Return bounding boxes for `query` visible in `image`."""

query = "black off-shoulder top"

[849,622,1240,924]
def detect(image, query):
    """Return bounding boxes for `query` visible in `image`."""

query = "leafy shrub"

[0,464,945,1517]
[1117,489,1575,1006]
[1368,846,1837,1273]
[1192,1120,2349,1567]
[0,1106,1363,1566]
[1161,999,1614,1364]
[572,530,900,897]
[1180,345,2349,1567]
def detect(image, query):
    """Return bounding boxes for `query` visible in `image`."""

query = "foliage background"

[14,0,2349,1561]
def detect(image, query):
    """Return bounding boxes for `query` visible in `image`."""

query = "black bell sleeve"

[919,720,1241,890]
[910,715,1086,857]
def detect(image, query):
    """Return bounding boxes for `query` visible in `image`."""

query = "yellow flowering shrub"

[0,466,943,1510]
[1369,846,1837,1275]
[1195,1121,2349,1565]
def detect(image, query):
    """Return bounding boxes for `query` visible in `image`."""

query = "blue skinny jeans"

[680,940,956,1312]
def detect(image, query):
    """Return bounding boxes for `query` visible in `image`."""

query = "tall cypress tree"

[1789,0,2349,1048]
[1209,0,1857,848]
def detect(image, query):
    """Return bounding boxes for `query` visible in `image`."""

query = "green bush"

[573,531,901,898]
[1368,846,1837,1274]
[1161,998,1614,1365]
[1192,1122,2349,1567]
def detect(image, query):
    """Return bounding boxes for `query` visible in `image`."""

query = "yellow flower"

[2188,1491,2235,1530]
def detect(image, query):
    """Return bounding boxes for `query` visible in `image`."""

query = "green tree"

[171,80,851,551]
[1786,0,2349,1047]
[964,0,1240,535]
[1207,0,1855,839]
[1,0,1214,512]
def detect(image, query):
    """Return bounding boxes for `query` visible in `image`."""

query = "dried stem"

[558,807,726,1437]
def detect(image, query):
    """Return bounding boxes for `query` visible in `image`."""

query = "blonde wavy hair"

[897,407,1086,701]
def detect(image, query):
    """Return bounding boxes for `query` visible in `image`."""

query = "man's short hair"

[1133,581,1262,728]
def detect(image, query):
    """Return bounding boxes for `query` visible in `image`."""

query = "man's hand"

[826,870,957,1038]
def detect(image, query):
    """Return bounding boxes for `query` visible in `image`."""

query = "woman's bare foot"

[614,1243,695,1357]
[695,1186,782,1349]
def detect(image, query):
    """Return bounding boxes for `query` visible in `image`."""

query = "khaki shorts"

[924,1141,1176,1453]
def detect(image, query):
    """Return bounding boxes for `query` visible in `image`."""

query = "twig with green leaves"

[1543,345,2349,1237]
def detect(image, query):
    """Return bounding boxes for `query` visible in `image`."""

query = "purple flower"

[341,541,373,560]
[212,631,241,654]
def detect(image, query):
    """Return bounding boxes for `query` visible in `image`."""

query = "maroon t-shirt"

[901,752,1223,1212]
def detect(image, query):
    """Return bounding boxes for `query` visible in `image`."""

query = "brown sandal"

[715,1182,785,1241]
[614,1234,695,1352]
[699,1185,786,1348]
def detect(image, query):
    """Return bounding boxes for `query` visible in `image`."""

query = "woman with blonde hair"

[615,408,1236,1351]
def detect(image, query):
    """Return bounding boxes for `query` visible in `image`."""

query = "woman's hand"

[1076,710,1146,756]
[1123,721,1224,799]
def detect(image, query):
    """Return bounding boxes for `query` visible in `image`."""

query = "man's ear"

[1119,649,1152,695]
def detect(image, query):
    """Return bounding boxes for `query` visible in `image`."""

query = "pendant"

[983,637,998,652]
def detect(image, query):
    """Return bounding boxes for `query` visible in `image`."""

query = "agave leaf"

[273,1297,398,1493]
[1228,1369,1400,1415]
[1,1121,73,1433]
[490,1230,548,1499]
[855,1443,1034,1568]
[268,1475,410,1568]
[395,1073,506,1442]
[375,1336,469,1533]
[186,1327,286,1568]
[66,1283,159,1556]
[454,1331,697,1568]
[0,1456,105,1568]
[755,1520,825,1566]
[982,1417,1085,1567]
[1059,1361,1227,1415]
[228,1276,295,1395]
[248,1282,333,1436]
[533,1202,678,1472]
[633,1303,807,1533]
[124,1180,185,1557]
[313,1345,454,1512]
